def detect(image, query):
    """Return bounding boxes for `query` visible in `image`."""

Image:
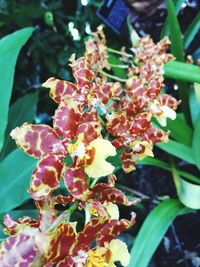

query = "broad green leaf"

[164,61,200,83]
[192,114,200,169]
[177,177,200,209]
[184,13,200,50]
[170,159,200,209]
[0,149,37,213]
[156,113,193,146]
[0,27,34,153]
[138,157,200,184]
[157,140,195,165]
[161,0,185,38]
[108,54,126,79]
[0,92,38,161]
[129,199,191,267]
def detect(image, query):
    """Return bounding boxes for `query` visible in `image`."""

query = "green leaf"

[165,0,192,127]
[157,113,193,146]
[0,92,38,161]
[194,83,200,104]
[166,0,184,61]
[0,27,34,153]
[108,54,126,79]
[189,87,200,126]
[192,114,200,169]
[0,149,37,213]
[157,140,195,165]
[164,61,200,83]
[161,0,185,38]
[138,157,200,184]
[184,13,200,50]
[170,158,200,209]
[176,178,200,209]
[127,17,140,47]
[129,199,191,267]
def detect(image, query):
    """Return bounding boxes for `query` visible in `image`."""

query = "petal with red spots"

[92,183,135,206]
[45,223,76,264]
[42,77,78,103]
[96,213,136,247]
[53,103,82,139]
[120,149,136,173]
[63,166,90,201]
[0,234,38,267]
[72,218,108,255]
[141,127,169,145]
[10,123,64,158]
[29,154,64,200]
[77,122,102,144]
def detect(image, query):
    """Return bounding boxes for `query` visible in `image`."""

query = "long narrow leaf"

[192,114,200,169]
[184,13,200,50]
[166,0,192,126]
[138,157,200,184]
[129,199,191,267]
[157,140,195,165]
[0,149,37,213]
[161,0,185,38]
[0,27,34,153]
[189,87,200,126]
[164,61,200,83]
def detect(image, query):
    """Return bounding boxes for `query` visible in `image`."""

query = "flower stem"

[98,69,127,82]
[108,47,133,58]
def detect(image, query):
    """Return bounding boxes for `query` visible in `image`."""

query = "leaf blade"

[0,92,38,160]
[0,149,37,213]
[0,27,34,152]
[129,199,191,267]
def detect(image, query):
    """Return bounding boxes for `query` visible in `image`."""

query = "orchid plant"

[0,26,180,267]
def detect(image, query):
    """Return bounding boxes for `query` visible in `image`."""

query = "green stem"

[98,69,127,82]
[108,47,133,58]
[90,177,99,188]
[109,63,129,69]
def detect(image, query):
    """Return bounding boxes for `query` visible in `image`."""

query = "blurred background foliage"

[0,0,127,121]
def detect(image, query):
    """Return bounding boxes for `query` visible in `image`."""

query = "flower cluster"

[0,27,179,266]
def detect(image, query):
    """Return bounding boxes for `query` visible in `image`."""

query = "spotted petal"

[0,234,39,267]
[72,218,108,255]
[42,77,78,103]
[44,223,76,264]
[63,166,90,201]
[93,183,135,206]
[141,127,169,144]
[53,103,82,139]
[120,149,136,173]
[96,212,136,247]
[10,123,64,158]
[29,154,64,200]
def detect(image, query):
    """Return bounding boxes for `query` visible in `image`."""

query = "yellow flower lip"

[85,138,117,179]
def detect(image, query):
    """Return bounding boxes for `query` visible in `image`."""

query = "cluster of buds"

[0,27,180,266]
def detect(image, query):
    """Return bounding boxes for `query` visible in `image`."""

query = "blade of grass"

[184,12,200,50]
[138,157,200,184]
[166,0,192,127]
[129,199,192,267]
[161,0,185,38]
